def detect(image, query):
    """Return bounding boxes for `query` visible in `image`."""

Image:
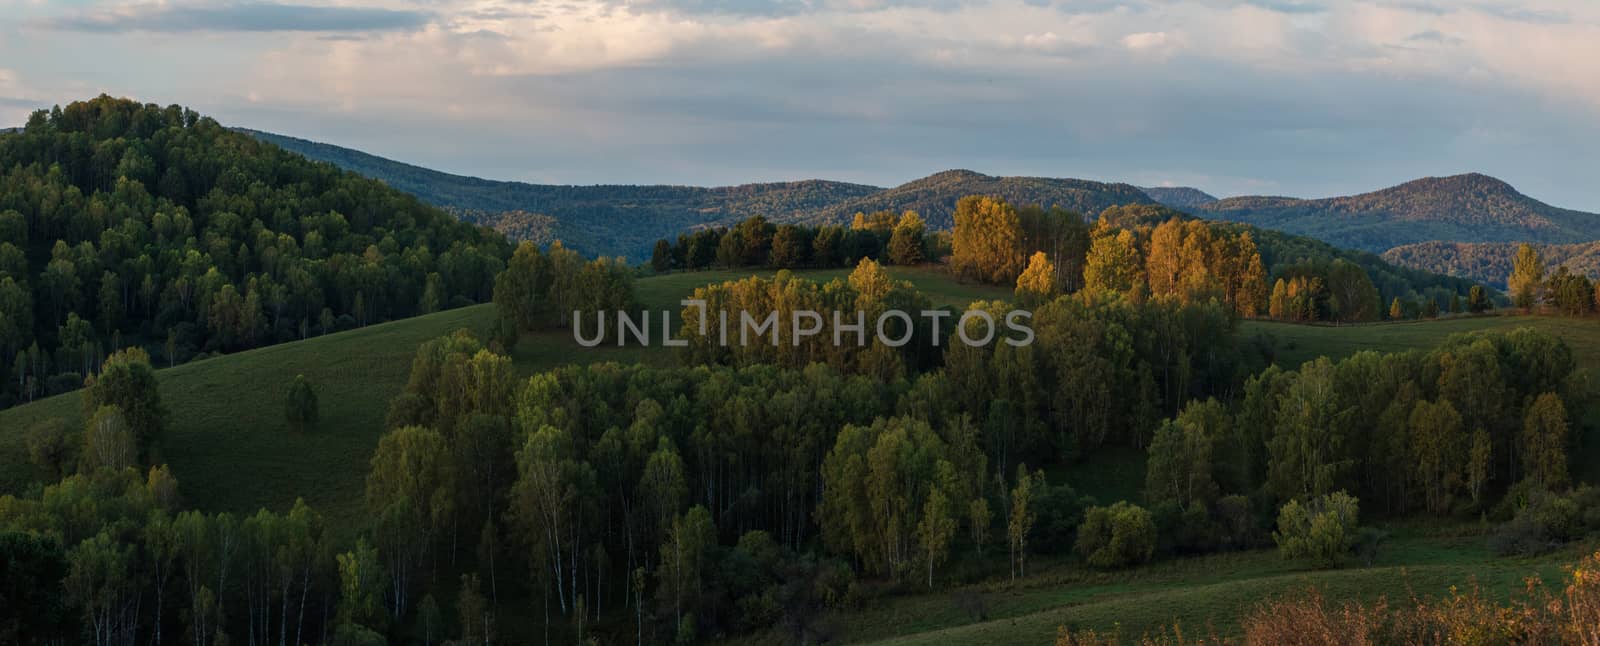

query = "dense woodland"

[1385,239,1600,289]
[3,97,1596,645]
[0,97,511,410]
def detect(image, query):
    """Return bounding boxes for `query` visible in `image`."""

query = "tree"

[1409,398,1464,515]
[1508,243,1545,310]
[916,487,956,588]
[770,225,809,269]
[888,211,927,266]
[365,425,452,617]
[1083,230,1142,294]
[457,572,495,645]
[1075,502,1157,569]
[81,347,166,449]
[1014,252,1057,307]
[1468,285,1491,313]
[1145,399,1225,510]
[336,539,385,630]
[1389,297,1404,320]
[651,239,673,273]
[25,418,72,478]
[1270,279,1290,319]
[284,374,319,432]
[1521,393,1570,490]
[1272,491,1359,568]
[1007,466,1042,579]
[951,196,1024,284]
[83,405,136,472]
[0,532,74,643]
[658,505,715,634]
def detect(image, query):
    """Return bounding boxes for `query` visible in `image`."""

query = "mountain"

[242,132,1158,257]
[1141,186,1218,210]
[1383,240,1600,289]
[1190,173,1600,253]
[241,129,881,258]
[793,170,1157,229]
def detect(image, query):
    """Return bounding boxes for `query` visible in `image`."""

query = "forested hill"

[241,128,882,258]
[242,131,1158,257]
[1140,186,1217,210]
[1189,173,1600,253]
[0,96,511,409]
[795,170,1156,229]
[1384,240,1600,288]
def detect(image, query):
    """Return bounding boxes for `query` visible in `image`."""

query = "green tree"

[1520,393,1570,490]
[1409,398,1464,515]
[1075,502,1157,569]
[1468,285,1491,313]
[916,487,956,588]
[284,374,319,432]
[1007,466,1042,579]
[658,505,715,634]
[81,347,166,450]
[1272,491,1359,568]
[365,425,452,617]
[888,211,927,266]
[651,239,673,273]
[1083,229,1143,294]
[83,405,136,472]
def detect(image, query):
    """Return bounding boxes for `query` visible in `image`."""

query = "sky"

[1,0,1598,210]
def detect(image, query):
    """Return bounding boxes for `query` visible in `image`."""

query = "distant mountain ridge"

[242,130,1600,265]
[242,130,1157,258]
[1189,173,1600,253]
[792,170,1156,229]
[240,129,881,258]
[1141,186,1218,210]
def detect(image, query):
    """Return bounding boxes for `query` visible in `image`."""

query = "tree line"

[946,198,1484,323]
[0,96,511,410]
[649,211,935,273]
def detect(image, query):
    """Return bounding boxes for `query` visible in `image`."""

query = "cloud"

[41,2,432,33]
[8,0,1600,210]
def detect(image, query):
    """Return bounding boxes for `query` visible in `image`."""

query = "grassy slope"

[0,267,1009,523]
[1243,314,1600,371]
[849,532,1588,645]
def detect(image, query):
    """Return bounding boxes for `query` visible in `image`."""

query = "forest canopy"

[0,96,512,409]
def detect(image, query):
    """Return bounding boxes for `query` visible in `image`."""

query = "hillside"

[0,97,509,411]
[795,169,1156,229]
[1191,173,1600,253]
[1383,240,1600,288]
[1141,185,1218,210]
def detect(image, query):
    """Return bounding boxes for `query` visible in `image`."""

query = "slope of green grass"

[0,267,1005,521]
[1243,314,1600,371]
[759,530,1588,645]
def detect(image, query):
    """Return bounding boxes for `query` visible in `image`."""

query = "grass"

[775,530,1591,645]
[1243,314,1600,371]
[0,266,1006,523]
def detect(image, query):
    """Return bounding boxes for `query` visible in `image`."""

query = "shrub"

[1273,491,1359,568]
[1075,502,1157,569]
[1490,488,1583,556]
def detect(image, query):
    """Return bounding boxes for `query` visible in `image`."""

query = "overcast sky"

[2,0,1598,209]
